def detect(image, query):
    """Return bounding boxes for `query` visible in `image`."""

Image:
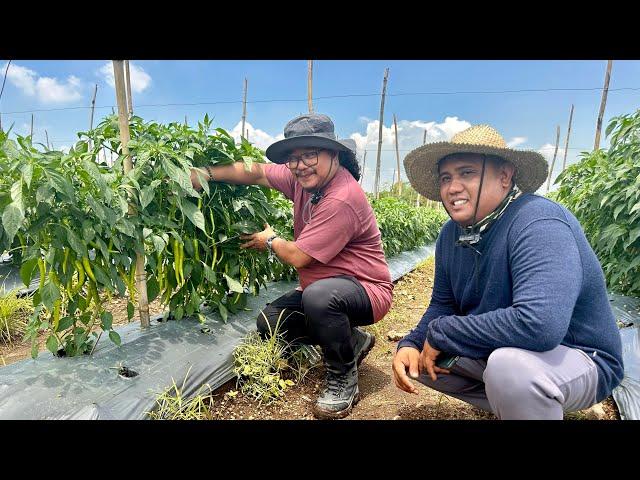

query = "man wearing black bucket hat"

[392,124,624,419]
[192,113,393,419]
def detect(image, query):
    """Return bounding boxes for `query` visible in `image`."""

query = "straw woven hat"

[404,125,549,201]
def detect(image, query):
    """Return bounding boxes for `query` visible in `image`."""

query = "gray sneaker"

[312,365,360,420]
[352,327,376,366]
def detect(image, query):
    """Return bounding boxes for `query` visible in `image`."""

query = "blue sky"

[1,60,639,193]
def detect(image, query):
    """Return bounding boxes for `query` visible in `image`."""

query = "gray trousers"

[417,345,599,419]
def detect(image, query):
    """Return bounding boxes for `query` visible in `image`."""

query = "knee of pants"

[301,282,339,321]
[483,347,540,402]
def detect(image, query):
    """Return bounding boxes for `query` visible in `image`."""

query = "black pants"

[256,275,375,374]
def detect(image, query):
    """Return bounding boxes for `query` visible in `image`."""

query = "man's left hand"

[419,341,450,382]
[240,223,275,251]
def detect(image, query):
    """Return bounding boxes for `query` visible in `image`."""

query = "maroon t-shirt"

[264,163,393,322]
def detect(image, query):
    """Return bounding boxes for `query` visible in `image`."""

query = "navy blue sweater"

[399,194,624,402]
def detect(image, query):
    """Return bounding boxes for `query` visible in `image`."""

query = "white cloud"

[99,62,151,93]
[537,143,570,192]
[348,116,471,192]
[2,62,83,104]
[507,136,527,148]
[228,120,283,152]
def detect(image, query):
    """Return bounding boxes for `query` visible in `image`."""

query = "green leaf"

[65,227,88,257]
[151,235,165,254]
[92,264,111,288]
[20,258,39,287]
[175,306,184,321]
[180,199,206,232]
[224,274,244,293]
[40,281,60,311]
[100,311,113,331]
[22,163,33,189]
[627,226,640,247]
[161,157,198,196]
[242,156,254,172]
[45,334,59,354]
[203,264,216,283]
[56,316,74,332]
[218,302,228,323]
[2,202,25,244]
[47,170,75,200]
[140,185,155,210]
[613,204,625,220]
[146,276,160,302]
[127,301,135,320]
[109,330,122,346]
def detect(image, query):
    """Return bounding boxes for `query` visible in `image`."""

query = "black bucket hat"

[266,113,356,164]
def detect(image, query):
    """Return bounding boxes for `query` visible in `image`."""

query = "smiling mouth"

[451,199,468,207]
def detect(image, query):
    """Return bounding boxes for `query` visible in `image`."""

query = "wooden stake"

[112,60,149,328]
[562,104,574,171]
[423,129,427,145]
[124,60,133,116]
[45,130,50,150]
[374,68,389,199]
[89,84,98,131]
[30,114,33,138]
[360,150,367,185]
[594,60,613,151]
[184,115,188,126]
[393,114,402,196]
[241,77,248,141]
[307,60,313,113]
[546,125,561,192]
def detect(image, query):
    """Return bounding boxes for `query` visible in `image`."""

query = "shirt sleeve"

[294,198,359,264]
[263,163,296,200]
[397,232,458,352]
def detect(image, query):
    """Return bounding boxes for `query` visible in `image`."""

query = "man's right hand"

[392,346,421,394]
[190,167,210,191]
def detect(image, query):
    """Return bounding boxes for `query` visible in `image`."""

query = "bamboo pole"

[423,129,427,145]
[0,60,10,131]
[112,60,150,328]
[393,114,402,196]
[30,114,33,138]
[241,77,248,141]
[562,104,574,171]
[45,130,50,150]
[307,60,313,113]
[594,60,613,151]
[89,84,98,131]
[374,68,389,199]
[360,150,367,185]
[184,115,188,126]
[124,60,133,116]
[546,125,561,192]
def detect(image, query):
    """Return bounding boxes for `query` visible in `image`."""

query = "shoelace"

[325,371,349,394]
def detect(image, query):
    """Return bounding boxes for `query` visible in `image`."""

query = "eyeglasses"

[286,150,322,170]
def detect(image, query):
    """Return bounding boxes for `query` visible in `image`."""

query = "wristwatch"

[266,234,278,255]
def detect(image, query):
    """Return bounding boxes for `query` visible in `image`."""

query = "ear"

[500,162,515,188]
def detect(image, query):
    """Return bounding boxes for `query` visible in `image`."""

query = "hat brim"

[404,142,549,201]
[266,135,354,164]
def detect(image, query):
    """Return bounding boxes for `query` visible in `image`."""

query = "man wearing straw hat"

[392,124,624,419]
[192,113,393,419]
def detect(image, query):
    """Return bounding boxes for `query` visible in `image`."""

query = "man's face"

[286,148,337,191]
[438,153,515,226]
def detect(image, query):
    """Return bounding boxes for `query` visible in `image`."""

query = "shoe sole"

[312,390,361,420]
[356,333,376,367]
